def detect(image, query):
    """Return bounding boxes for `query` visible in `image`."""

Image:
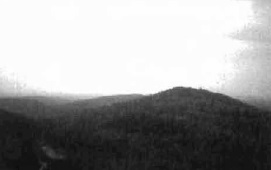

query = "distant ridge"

[0,97,76,119]
[0,94,144,119]
[68,94,144,109]
[235,95,271,112]
[18,96,79,106]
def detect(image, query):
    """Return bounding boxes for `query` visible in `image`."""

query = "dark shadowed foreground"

[0,87,271,170]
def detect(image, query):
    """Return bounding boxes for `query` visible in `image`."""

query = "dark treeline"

[1,87,271,170]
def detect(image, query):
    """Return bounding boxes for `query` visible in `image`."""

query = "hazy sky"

[0,0,270,97]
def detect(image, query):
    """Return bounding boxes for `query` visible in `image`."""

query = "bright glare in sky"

[0,0,254,95]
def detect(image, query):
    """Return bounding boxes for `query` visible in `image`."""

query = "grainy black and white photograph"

[0,0,271,169]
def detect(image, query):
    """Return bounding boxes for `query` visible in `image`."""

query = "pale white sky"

[0,0,256,95]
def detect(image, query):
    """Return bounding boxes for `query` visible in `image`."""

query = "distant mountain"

[68,94,144,109]
[235,95,271,111]
[0,94,100,106]
[0,97,73,119]
[19,96,77,106]
[0,94,144,119]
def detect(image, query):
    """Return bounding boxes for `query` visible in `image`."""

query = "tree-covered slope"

[56,87,271,170]
[0,109,77,170]
[0,109,42,170]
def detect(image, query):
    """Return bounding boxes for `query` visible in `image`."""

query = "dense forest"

[0,87,271,170]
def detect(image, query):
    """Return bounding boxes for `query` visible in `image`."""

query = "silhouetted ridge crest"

[111,86,256,118]
[153,86,245,104]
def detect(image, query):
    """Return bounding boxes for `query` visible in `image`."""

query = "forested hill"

[75,87,260,122]
[62,87,271,170]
